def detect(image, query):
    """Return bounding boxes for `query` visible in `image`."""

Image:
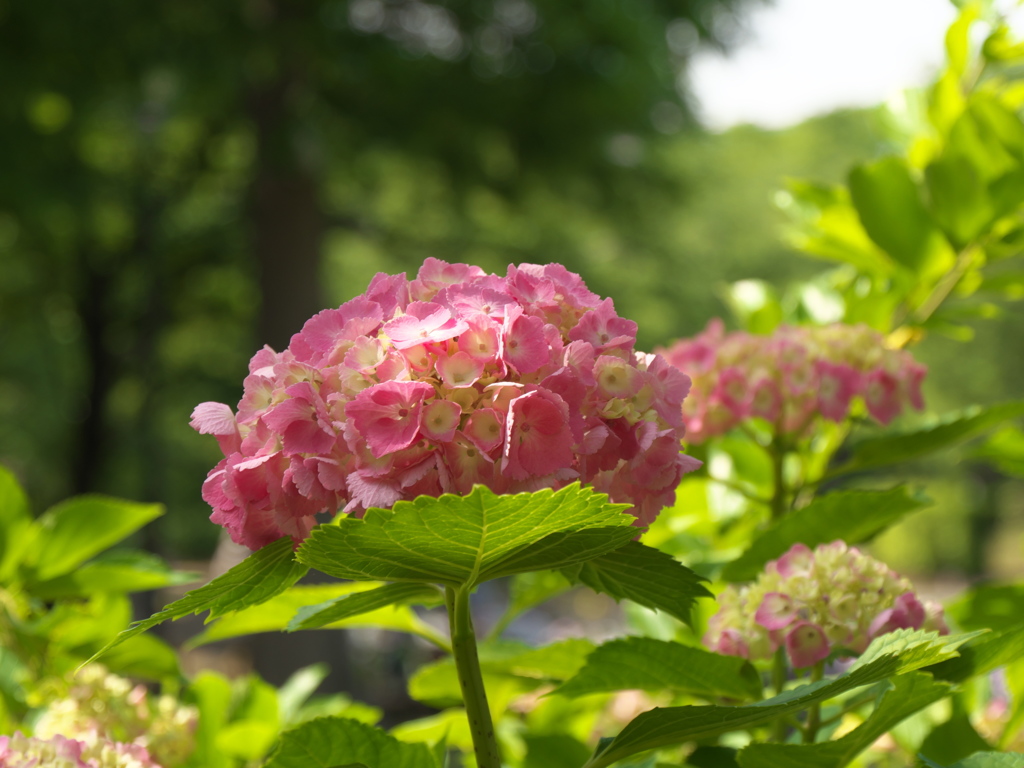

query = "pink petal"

[345,380,434,457]
[785,621,830,668]
[755,592,798,630]
[436,351,485,388]
[502,307,550,374]
[420,399,462,442]
[502,389,575,480]
[775,543,814,577]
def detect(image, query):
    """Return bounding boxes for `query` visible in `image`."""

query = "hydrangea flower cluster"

[658,321,927,443]
[193,260,699,550]
[33,665,196,768]
[0,732,160,768]
[704,541,947,669]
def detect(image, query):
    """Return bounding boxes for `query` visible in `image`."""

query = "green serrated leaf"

[288,583,442,631]
[722,487,928,582]
[563,540,710,626]
[26,495,164,581]
[523,734,592,768]
[298,484,635,588]
[189,582,448,649]
[84,537,306,665]
[738,673,953,768]
[945,752,1024,768]
[553,636,761,701]
[831,402,1024,476]
[264,716,438,768]
[582,630,975,768]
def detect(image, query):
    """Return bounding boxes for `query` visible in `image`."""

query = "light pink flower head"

[193,261,699,549]
[658,322,927,443]
[704,540,946,669]
[0,732,162,768]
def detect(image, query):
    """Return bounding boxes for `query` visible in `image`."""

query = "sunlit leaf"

[263,716,438,768]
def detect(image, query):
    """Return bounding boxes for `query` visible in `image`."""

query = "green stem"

[770,648,788,742]
[803,662,825,743]
[769,441,788,522]
[447,586,502,768]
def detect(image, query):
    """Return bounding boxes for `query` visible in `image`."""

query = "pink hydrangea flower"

[658,322,928,443]
[194,260,699,549]
[704,541,946,669]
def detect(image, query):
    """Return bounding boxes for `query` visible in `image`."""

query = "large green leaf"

[722,487,928,582]
[188,582,448,649]
[29,549,200,599]
[582,630,975,768]
[85,537,306,664]
[926,153,993,247]
[563,541,710,627]
[263,716,438,768]
[737,673,953,767]
[26,495,163,581]
[297,484,636,588]
[553,637,761,701]
[288,583,443,631]
[970,426,1024,477]
[849,156,953,276]
[831,402,1024,476]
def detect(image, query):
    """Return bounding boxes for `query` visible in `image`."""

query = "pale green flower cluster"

[33,666,196,768]
[704,541,946,669]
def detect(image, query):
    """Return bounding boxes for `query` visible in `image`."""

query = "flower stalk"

[447,586,502,768]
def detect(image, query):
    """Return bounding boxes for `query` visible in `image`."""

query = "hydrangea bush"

[705,541,948,669]
[660,320,927,443]
[192,260,699,549]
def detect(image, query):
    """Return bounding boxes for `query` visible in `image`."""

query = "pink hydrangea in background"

[33,665,196,768]
[704,541,947,669]
[0,732,160,768]
[659,321,927,443]
[192,260,700,550]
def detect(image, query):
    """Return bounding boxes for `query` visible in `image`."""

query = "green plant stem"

[769,441,788,522]
[803,662,825,744]
[770,648,788,742]
[447,585,502,768]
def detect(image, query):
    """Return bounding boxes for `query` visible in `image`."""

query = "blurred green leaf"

[831,401,1024,475]
[947,583,1024,632]
[410,638,593,708]
[288,582,442,632]
[189,582,447,649]
[930,622,1024,683]
[919,712,992,766]
[737,673,953,768]
[783,180,895,276]
[970,425,1024,476]
[926,153,993,246]
[553,636,761,701]
[190,671,234,768]
[86,536,307,664]
[264,716,438,768]
[945,4,979,78]
[27,495,163,581]
[298,485,636,588]
[29,549,200,599]
[278,663,330,724]
[216,720,281,761]
[562,540,711,627]
[97,632,180,681]
[523,734,592,768]
[849,156,953,277]
[722,487,929,582]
